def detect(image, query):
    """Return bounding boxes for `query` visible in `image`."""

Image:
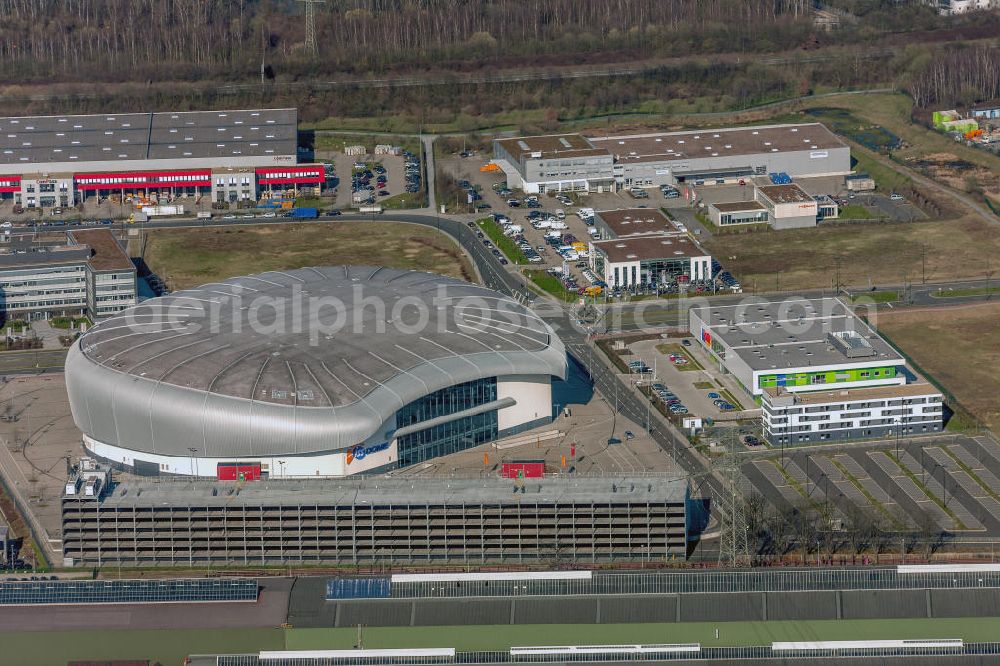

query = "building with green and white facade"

[689,298,906,398]
[690,297,944,444]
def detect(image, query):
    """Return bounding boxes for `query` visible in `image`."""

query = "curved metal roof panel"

[66,266,567,458]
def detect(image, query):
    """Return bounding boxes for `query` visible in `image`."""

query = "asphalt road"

[0,349,67,375]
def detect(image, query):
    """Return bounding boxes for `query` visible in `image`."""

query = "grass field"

[874,302,1000,434]
[285,618,1000,650]
[139,222,475,290]
[9,616,1000,664]
[525,269,576,302]
[851,291,899,304]
[697,92,1000,291]
[703,217,1000,292]
[381,191,426,209]
[838,204,875,220]
[48,316,91,330]
[477,218,528,264]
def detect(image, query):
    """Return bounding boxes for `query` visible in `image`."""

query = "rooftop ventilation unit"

[827,330,876,358]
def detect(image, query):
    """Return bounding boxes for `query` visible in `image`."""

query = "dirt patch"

[875,302,1000,434]
[909,152,1000,198]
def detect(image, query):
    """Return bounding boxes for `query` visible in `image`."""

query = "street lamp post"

[921,447,926,486]
[187,447,198,477]
[894,419,901,460]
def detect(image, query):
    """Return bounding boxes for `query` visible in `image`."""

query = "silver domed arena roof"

[66,266,567,459]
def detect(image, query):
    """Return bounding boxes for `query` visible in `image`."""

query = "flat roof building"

[592,208,681,239]
[707,201,769,228]
[0,109,297,172]
[61,473,689,566]
[0,108,325,208]
[762,383,944,445]
[689,297,906,398]
[754,183,819,229]
[0,228,136,319]
[590,236,712,288]
[493,123,851,195]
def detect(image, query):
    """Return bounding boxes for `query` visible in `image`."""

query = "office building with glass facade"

[0,228,136,320]
[66,266,567,479]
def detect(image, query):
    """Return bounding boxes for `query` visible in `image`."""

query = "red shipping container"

[217,463,261,481]
[501,460,545,479]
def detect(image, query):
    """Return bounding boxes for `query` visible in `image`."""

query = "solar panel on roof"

[0,577,257,605]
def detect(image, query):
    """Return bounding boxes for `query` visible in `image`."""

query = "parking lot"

[620,337,756,422]
[332,150,421,210]
[744,433,1000,536]
[447,161,728,297]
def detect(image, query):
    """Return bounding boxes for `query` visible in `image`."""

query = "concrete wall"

[771,213,818,229]
[497,375,552,432]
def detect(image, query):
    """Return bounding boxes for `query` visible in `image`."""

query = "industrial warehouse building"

[0,108,325,207]
[65,266,568,478]
[689,297,944,443]
[60,473,689,566]
[493,123,850,194]
[0,228,136,319]
[587,208,712,288]
[690,297,907,398]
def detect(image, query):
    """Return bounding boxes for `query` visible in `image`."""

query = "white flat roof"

[898,564,1000,573]
[391,571,592,583]
[510,645,700,655]
[259,649,456,659]
[773,640,962,651]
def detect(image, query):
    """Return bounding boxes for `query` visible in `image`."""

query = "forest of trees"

[0,0,994,122]
[0,0,950,83]
[907,45,1000,109]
